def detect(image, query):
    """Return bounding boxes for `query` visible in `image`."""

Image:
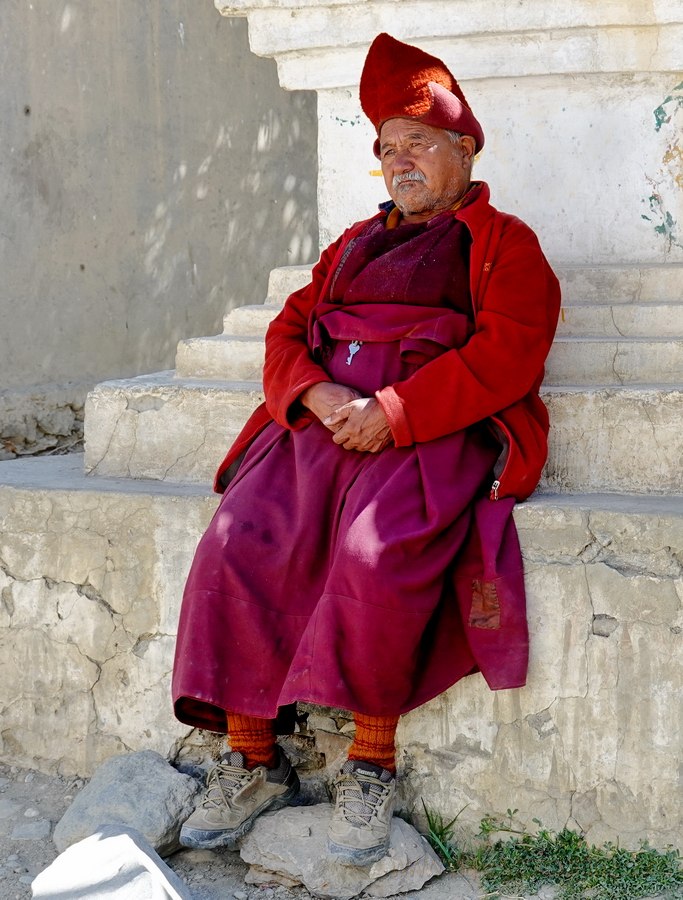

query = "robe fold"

[172,202,534,733]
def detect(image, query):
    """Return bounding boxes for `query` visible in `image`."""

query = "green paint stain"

[653,81,683,131]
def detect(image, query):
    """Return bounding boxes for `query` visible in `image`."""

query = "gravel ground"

[4,759,666,900]
[0,761,523,900]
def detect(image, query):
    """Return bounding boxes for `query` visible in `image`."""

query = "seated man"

[172,32,560,867]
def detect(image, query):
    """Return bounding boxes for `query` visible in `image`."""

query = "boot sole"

[179,779,299,850]
[327,837,389,867]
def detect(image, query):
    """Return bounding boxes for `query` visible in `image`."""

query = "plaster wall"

[317,73,682,264]
[0,1,317,442]
[219,2,681,265]
[0,457,680,852]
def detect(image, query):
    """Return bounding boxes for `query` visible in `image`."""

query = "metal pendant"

[346,340,362,366]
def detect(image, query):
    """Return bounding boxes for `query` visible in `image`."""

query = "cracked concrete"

[0,459,681,851]
[541,386,683,493]
[397,495,682,851]
[83,379,683,492]
[84,374,266,482]
[0,462,218,776]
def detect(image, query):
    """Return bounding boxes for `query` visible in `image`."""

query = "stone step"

[83,374,682,494]
[222,302,281,336]
[264,264,683,306]
[176,335,265,381]
[542,386,682,494]
[266,264,312,303]
[224,300,683,342]
[555,303,683,338]
[1,453,681,852]
[546,337,683,386]
[177,331,682,385]
[233,2,679,59]
[83,372,264,483]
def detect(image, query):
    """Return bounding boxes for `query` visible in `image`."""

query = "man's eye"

[382,149,395,159]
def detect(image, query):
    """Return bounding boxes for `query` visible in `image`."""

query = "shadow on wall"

[0,2,318,390]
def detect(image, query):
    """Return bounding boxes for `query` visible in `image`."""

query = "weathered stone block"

[84,373,264,482]
[541,387,682,493]
[82,376,683,493]
[53,752,200,856]
[545,337,683,385]
[0,456,217,775]
[239,804,443,899]
[175,334,266,380]
[556,303,683,338]
[398,495,683,851]
[223,301,282,335]
[0,457,681,853]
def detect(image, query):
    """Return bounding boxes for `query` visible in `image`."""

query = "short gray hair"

[446,130,463,144]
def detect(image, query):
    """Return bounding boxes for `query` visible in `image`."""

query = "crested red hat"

[360,33,484,156]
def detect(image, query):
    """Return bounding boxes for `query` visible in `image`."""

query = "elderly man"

[172,33,560,866]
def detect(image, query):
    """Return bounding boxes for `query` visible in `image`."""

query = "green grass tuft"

[420,804,683,899]
[421,798,466,871]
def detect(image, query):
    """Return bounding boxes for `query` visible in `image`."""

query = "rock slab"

[32,824,192,899]
[239,803,444,899]
[53,751,199,857]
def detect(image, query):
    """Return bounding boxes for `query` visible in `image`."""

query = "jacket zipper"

[457,205,508,501]
[489,414,513,501]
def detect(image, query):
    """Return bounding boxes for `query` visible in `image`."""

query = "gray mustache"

[392,171,426,189]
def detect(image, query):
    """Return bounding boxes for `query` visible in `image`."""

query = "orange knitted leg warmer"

[226,712,278,770]
[347,712,400,775]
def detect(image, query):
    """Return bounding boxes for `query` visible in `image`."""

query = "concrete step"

[1,453,681,852]
[263,264,683,307]
[176,335,265,380]
[222,302,281,336]
[176,331,682,386]
[266,264,312,304]
[545,337,683,386]
[542,385,682,494]
[223,298,683,338]
[83,372,264,483]
[556,303,683,338]
[83,373,682,494]
[224,299,683,342]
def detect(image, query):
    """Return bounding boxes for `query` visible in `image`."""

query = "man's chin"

[393,192,429,216]
[395,200,429,216]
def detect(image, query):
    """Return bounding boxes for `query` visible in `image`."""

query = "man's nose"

[394,149,415,171]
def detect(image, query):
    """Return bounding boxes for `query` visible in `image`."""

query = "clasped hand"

[300,383,392,453]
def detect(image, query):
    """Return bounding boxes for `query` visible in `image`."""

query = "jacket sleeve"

[262,234,346,428]
[376,216,561,444]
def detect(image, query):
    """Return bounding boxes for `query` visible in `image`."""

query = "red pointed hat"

[360,33,484,155]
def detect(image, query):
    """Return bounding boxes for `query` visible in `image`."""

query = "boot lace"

[334,763,393,828]
[200,752,255,811]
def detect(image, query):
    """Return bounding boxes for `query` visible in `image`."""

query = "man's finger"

[323,407,352,427]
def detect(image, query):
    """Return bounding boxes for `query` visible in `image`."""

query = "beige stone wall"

[0,458,680,851]
[0,1,317,453]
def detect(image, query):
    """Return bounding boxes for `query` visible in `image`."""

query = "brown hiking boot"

[179,748,299,850]
[327,760,395,866]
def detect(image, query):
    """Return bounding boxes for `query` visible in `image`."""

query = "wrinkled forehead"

[376,118,449,159]
[378,117,444,145]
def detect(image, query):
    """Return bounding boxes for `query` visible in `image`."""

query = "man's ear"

[460,135,477,165]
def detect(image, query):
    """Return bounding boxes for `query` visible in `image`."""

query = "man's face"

[378,118,475,223]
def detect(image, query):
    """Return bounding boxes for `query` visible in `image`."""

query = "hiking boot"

[179,747,299,850]
[327,760,395,866]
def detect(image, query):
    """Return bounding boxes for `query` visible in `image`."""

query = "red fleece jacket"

[214,183,561,501]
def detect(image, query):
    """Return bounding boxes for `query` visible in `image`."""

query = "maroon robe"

[172,212,526,732]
